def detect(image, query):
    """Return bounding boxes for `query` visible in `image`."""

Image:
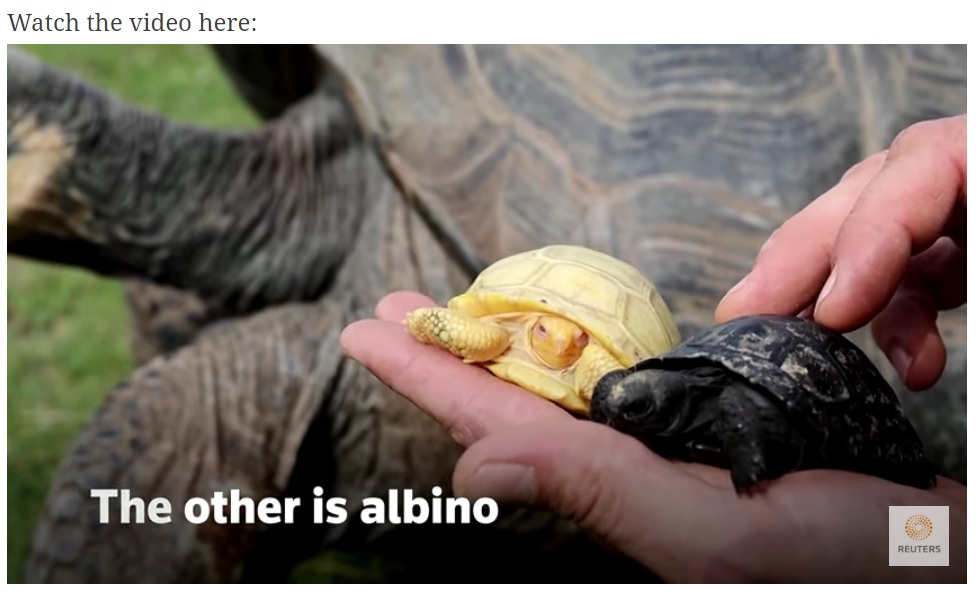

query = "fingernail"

[720,275,750,305]
[888,345,912,383]
[757,234,777,257]
[338,330,352,356]
[815,268,837,312]
[460,463,537,505]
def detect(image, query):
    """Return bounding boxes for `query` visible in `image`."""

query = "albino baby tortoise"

[406,244,681,415]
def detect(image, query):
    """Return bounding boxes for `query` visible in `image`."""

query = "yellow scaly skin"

[404,307,511,363]
[573,343,625,403]
[404,306,625,414]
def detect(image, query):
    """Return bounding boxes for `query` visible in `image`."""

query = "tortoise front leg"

[7,47,375,315]
[573,343,628,406]
[711,384,807,495]
[404,307,511,363]
[23,302,346,583]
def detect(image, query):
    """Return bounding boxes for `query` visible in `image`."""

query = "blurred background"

[5,45,387,583]
[7,45,590,584]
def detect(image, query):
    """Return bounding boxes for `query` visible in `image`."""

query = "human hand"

[340,292,966,583]
[716,115,966,392]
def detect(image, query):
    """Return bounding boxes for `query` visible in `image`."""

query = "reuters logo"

[905,514,933,540]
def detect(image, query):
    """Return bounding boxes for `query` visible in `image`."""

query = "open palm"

[341,291,965,583]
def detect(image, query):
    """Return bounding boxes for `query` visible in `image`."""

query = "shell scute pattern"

[649,315,928,468]
[672,315,863,408]
[459,245,680,366]
[594,314,937,491]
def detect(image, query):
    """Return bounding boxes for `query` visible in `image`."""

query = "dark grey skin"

[591,315,938,494]
[7,45,965,582]
[590,366,813,493]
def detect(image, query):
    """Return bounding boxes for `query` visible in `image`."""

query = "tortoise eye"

[575,331,589,348]
[533,323,548,338]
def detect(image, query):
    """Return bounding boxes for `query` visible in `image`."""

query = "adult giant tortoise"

[7,44,967,583]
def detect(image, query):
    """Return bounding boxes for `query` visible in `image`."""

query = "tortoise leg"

[7,47,374,314]
[487,361,584,411]
[209,45,323,120]
[23,302,345,583]
[404,307,511,363]
[573,343,628,405]
[711,384,807,495]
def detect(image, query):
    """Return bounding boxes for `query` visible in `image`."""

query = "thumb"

[452,420,733,581]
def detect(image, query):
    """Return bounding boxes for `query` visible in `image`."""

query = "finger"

[871,290,945,392]
[871,238,966,390]
[903,236,968,312]
[814,115,967,332]
[452,420,749,581]
[339,319,568,447]
[670,461,736,489]
[374,290,438,322]
[715,152,886,322]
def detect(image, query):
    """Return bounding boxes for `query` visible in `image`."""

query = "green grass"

[6,44,258,582]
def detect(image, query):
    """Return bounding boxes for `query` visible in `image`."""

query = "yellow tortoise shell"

[449,244,682,367]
